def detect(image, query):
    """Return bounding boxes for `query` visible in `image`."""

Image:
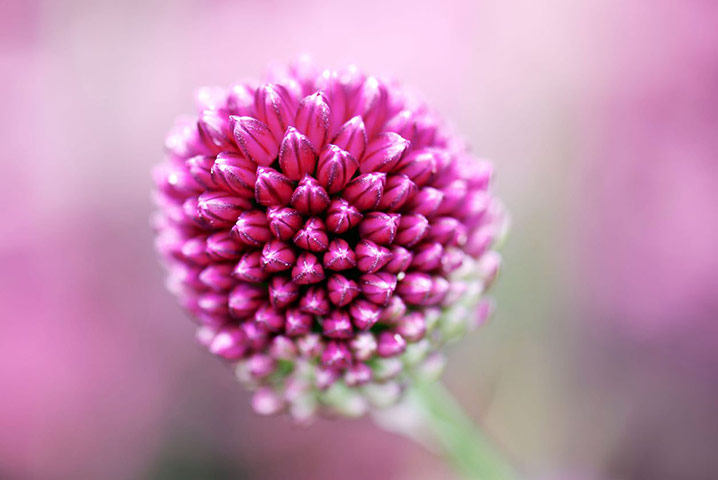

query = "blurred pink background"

[1,0,716,479]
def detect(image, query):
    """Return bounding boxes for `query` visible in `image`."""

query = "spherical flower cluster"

[153,59,506,421]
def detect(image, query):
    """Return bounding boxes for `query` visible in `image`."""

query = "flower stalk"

[376,378,516,480]
[412,379,516,480]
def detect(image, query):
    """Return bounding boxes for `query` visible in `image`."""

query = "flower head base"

[154,59,507,421]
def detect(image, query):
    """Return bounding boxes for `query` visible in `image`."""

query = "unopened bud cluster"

[153,59,506,421]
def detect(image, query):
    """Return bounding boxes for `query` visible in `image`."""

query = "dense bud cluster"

[153,59,506,420]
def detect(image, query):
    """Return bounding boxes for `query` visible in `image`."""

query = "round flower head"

[153,58,507,421]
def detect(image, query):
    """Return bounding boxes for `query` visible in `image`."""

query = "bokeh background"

[1,0,716,479]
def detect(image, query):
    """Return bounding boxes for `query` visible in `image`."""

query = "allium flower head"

[153,59,507,421]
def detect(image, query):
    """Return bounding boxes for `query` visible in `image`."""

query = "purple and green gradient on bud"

[153,59,507,421]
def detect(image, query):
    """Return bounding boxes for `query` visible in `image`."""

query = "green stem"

[406,380,517,480]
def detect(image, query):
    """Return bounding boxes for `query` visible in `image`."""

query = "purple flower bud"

[460,190,491,229]
[411,242,444,272]
[155,165,202,198]
[358,212,400,245]
[285,308,315,336]
[351,77,389,137]
[156,230,186,262]
[471,298,495,329]
[208,152,256,199]
[206,231,245,261]
[225,82,255,115]
[283,374,311,404]
[298,286,330,316]
[266,207,303,241]
[199,264,235,291]
[252,387,284,416]
[413,117,441,148]
[349,299,382,331]
[230,116,279,166]
[186,155,219,190]
[255,166,294,207]
[197,292,229,316]
[425,276,449,306]
[290,175,331,215]
[322,310,354,339]
[383,246,413,274]
[292,252,325,285]
[430,154,458,188]
[228,283,266,318]
[443,280,474,305]
[462,159,493,190]
[196,325,218,348]
[233,250,268,283]
[384,110,418,142]
[325,198,363,234]
[254,303,285,332]
[440,247,465,275]
[232,210,272,246]
[197,108,233,150]
[164,118,206,158]
[240,321,269,350]
[360,132,411,173]
[315,366,339,390]
[444,280,468,306]
[477,251,501,289]
[396,311,426,342]
[465,224,497,258]
[268,276,300,309]
[293,217,329,252]
[279,127,317,180]
[208,326,247,360]
[436,179,468,216]
[392,148,439,186]
[395,214,429,247]
[321,341,352,369]
[296,333,323,358]
[327,274,360,307]
[181,236,210,265]
[379,295,406,324]
[294,92,331,151]
[355,239,393,273]
[323,239,356,271]
[407,187,444,218]
[247,353,277,379]
[377,331,407,358]
[342,172,386,211]
[350,332,377,362]
[428,217,467,246]
[314,70,345,135]
[397,272,432,306]
[197,191,251,228]
[254,83,298,141]
[261,240,296,273]
[316,144,359,194]
[180,197,205,228]
[168,264,203,292]
[359,272,397,306]
[377,174,417,212]
[344,363,372,386]
[270,335,297,360]
[332,116,367,160]
[194,311,226,329]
